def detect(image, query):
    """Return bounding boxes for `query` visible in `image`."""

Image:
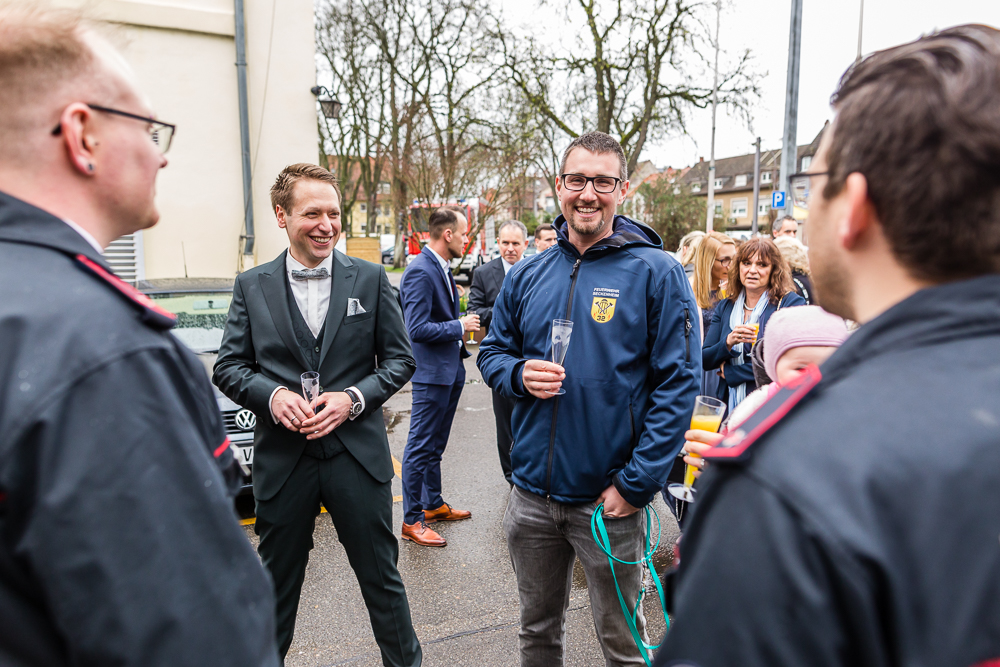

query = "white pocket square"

[347,298,366,316]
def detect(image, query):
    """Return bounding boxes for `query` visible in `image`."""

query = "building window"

[761,171,772,183]
[691,183,701,193]
[714,202,723,216]
[360,203,367,212]
[758,202,770,215]
[378,181,391,194]
[800,156,812,170]
[731,198,748,217]
[673,187,681,195]
[734,174,747,187]
[714,178,724,189]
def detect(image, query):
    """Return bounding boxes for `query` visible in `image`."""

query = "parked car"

[451,249,484,283]
[382,247,394,265]
[136,278,254,496]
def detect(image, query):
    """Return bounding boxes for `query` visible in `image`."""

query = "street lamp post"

[310,86,342,119]
[705,0,721,233]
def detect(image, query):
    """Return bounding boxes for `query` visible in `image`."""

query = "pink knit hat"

[764,306,849,381]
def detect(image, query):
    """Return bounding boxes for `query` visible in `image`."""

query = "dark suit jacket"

[213,250,415,501]
[399,246,468,385]
[467,257,506,332]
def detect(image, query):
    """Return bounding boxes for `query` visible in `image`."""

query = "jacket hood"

[552,214,662,256]
[822,274,1000,384]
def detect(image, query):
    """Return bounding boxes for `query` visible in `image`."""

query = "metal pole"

[856,0,865,64]
[705,0,721,232]
[235,0,255,257]
[751,137,761,237]
[779,0,802,217]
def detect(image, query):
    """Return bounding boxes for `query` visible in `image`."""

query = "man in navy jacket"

[478,132,699,665]
[399,207,479,547]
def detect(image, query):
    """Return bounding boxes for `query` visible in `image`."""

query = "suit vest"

[285,272,345,459]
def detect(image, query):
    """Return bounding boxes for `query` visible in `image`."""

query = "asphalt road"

[241,346,681,667]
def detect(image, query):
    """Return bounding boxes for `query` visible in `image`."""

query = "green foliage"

[519,210,555,236]
[634,179,706,252]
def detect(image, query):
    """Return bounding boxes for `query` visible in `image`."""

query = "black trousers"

[491,389,516,485]
[255,451,421,667]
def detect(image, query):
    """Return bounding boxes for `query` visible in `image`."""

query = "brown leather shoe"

[423,502,472,523]
[401,520,447,547]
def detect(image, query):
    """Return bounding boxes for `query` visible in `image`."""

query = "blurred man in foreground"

[0,6,277,665]
[658,24,1000,666]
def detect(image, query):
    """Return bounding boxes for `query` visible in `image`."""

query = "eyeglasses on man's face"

[51,104,176,154]
[560,173,622,194]
[788,170,830,210]
[715,257,732,266]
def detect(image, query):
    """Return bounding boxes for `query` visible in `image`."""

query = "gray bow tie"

[291,267,329,281]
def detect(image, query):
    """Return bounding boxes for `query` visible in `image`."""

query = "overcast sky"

[500,0,1000,171]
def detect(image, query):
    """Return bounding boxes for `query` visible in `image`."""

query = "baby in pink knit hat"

[684,306,850,478]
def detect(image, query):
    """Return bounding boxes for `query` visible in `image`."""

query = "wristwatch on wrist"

[344,388,363,418]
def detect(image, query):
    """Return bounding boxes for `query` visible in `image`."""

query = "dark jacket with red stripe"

[656,276,1000,667]
[0,191,278,667]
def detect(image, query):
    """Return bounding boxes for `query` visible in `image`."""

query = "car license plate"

[237,446,253,466]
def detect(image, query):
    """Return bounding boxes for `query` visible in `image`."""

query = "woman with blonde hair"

[774,235,814,305]
[689,232,736,395]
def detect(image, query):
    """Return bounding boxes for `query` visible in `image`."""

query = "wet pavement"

[241,348,680,666]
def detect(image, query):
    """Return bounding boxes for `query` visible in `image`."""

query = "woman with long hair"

[690,232,736,395]
[774,235,814,305]
[702,237,805,414]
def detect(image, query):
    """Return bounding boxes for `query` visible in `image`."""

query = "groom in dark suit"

[213,164,421,666]
[468,220,527,484]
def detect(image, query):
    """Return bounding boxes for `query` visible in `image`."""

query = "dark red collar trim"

[705,364,822,462]
[74,254,176,329]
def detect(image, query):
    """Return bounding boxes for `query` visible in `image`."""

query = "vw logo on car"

[235,409,257,431]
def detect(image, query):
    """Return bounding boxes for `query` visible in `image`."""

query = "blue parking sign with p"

[772,191,786,208]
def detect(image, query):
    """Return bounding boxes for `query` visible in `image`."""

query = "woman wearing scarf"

[702,237,805,415]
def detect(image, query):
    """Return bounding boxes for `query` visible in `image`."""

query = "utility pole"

[779,0,803,217]
[705,0,721,232]
[856,0,865,64]
[751,137,761,237]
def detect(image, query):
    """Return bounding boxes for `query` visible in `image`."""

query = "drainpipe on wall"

[235,0,255,267]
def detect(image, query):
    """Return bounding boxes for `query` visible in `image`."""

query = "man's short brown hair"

[427,206,464,239]
[270,163,341,214]
[825,24,1000,281]
[534,223,554,239]
[0,5,99,160]
[560,132,628,181]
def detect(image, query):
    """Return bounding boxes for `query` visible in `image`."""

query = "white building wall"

[54,0,318,278]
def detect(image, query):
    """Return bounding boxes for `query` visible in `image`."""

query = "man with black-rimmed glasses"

[478,131,699,666]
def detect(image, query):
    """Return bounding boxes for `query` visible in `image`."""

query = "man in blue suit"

[399,207,479,546]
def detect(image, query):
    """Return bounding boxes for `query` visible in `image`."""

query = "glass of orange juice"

[668,396,727,503]
[749,322,760,347]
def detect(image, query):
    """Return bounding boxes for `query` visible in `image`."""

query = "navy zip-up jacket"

[477,215,700,507]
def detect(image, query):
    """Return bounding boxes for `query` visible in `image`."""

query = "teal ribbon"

[590,503,670,666]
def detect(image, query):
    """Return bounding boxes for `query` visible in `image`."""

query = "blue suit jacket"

[400,246,469,385]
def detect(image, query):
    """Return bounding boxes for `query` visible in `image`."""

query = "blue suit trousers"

[402,375,464,525]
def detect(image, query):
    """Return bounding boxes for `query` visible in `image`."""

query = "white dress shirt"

[286,253,333,338]
[62,218,104,254]
[502,258,516,275]
[425,246,455,302]
[269,251,364,423]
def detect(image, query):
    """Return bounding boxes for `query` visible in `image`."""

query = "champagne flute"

[668,396,727,503]
[547,319,573,396]
[301,371,320,411]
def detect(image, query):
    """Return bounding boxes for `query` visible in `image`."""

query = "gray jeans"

[503,486,649,667]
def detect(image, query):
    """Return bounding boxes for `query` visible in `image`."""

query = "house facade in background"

[680,124,827,234]
[53,0,319,280]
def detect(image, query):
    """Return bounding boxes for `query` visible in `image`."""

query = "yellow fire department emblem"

[591,296,616,323]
